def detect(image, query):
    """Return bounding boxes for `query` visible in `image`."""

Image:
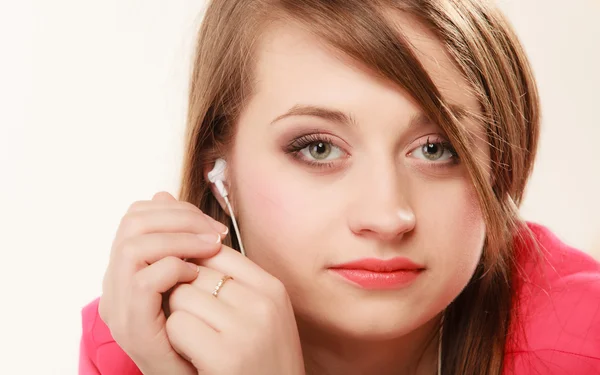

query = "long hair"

[178,1,540,373]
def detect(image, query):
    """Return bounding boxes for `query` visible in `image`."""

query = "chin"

[296,296,440,342]
[340,322,420,342]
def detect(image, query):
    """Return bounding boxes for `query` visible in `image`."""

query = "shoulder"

[505,222,600,374]
[79,298,142,375]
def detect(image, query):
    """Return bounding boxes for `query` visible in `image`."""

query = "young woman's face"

[227,15,489,340]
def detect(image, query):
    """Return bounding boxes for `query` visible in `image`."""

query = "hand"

[167,245,306,375]
[98,192,228,375]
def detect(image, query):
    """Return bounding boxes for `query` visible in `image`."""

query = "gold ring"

[212,275,233,298]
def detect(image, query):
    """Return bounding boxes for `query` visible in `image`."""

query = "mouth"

[328,257,425,290]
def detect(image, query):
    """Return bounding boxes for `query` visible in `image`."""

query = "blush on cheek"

[232,166,321,259]
[418,180,485,280]
[234,161,339,234]
[454,185,486,273]
[231,169,328,294]
[464,184,485,228]
[238,176,302,225]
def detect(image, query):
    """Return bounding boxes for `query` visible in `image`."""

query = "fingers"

[198,245,280,292]
[168,283,235,332]
[117,208,226,241]
[118,232,222,269]
[133,256,200,294]
[101,191,235,374]
[120,257,201,350]
[129,199,200,214]
[187,265,260,310]
[126,193,229,235]
[166,311,224,369]
[152,191,177,202]
[204,213,229,236]
[106,257,199,346]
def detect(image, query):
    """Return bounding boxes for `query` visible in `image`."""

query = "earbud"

[207,158,228,198]
[207,158,246,256]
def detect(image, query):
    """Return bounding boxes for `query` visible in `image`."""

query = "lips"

[330,257,425,272]
[328,257,425,290]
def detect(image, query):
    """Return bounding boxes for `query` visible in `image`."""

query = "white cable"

[224,195,245,257]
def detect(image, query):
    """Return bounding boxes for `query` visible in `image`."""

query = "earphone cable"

[224,195,245,257]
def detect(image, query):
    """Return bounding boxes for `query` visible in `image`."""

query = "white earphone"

[207,158,228,198]
[207,158,246,256]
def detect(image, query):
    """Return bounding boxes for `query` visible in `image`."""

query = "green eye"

[422,142,445,161]
[308,142,332,160]
[285,133,347,169]
[411,137,458,163]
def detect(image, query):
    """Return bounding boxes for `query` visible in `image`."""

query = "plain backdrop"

[0,1,599,374]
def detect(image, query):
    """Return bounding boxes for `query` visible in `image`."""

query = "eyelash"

[284,133,461,170]
[416,136,460,165]
[284,134,343,169]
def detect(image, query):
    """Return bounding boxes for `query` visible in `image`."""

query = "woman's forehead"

[252,13,481,117]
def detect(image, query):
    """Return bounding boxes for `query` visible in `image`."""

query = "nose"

[347,165,416,241]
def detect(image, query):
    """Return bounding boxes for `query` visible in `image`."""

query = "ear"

[204,162,231,216]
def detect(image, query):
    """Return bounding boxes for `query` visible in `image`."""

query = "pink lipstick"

[329,257,425,290]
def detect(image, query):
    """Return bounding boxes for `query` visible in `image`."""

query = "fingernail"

[197,233,221,244]
[186,262,200,273]
[204,214,229,236]
[215,222,229,236]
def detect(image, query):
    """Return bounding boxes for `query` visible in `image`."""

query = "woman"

[79,0,600,374]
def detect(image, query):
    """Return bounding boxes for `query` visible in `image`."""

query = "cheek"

[237,174,304,234]
[230,163,333,277]
[415,179,485,280]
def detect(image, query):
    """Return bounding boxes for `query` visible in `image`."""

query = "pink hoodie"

[79,223,600,374]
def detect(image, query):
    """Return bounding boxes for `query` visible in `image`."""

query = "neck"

[297,315,441,375]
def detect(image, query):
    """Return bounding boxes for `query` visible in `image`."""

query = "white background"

[0,1,598,374]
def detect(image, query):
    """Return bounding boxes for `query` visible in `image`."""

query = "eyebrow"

[270,103,468,129]
[270,105,358,127]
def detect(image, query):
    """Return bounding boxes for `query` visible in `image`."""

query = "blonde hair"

[178,1,540,373]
